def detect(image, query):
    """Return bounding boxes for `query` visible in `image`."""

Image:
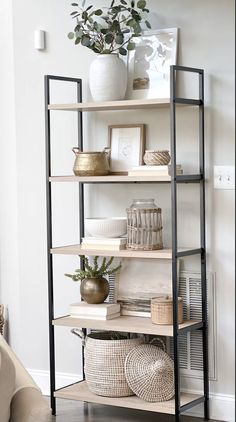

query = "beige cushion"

[0,335,39,394]
[10,387,51,422]
[0,345,16,422]
[0,335,50,422]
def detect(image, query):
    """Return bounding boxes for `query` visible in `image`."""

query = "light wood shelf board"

[52,315,200,336]
[50,244,173,259]
[48,98,170,112]
[54,381,201,414]
[49,175,172,183]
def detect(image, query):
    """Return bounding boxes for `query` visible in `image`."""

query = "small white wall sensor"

[34,30,46,50]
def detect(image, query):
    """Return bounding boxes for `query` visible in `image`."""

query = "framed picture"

[108,124,145,174]
[127,28,178,100]
[116,258,180,317]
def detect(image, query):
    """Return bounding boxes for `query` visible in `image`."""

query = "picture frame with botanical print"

[108,124,146,174]
[126,28,178,100]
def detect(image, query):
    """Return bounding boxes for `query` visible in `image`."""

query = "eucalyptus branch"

[112,35,134,53]
[68,0,151,56]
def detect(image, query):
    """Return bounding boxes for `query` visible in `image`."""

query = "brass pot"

[80,277,109,304]
[72,147,110,176]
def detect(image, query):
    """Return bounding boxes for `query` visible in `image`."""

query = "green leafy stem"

[68,0,151,56]
[65,255,122,282]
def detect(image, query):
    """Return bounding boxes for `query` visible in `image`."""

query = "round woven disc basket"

[124,343,174,402]
[84,331,143,397]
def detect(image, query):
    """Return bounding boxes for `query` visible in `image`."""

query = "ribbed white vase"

[89,54,127,102]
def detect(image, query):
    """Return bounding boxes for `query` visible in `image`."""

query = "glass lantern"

[126,199,163,251]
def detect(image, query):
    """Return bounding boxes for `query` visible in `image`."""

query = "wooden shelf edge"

[50,245,197,259]
[52,315,201,337]
[54,381,202,414]
[48,98,171,112]
[49,175,172,183]
[50,244,173,259]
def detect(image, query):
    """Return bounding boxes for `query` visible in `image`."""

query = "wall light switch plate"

[214,166,235,189]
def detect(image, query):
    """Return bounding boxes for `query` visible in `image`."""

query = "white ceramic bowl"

[85,217,127,238]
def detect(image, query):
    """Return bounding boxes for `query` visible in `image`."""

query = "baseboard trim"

[28,369,235,422]
[28,368,81,396]
[181,388,235,422]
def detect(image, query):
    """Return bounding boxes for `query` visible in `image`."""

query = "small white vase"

[89,54,127,102]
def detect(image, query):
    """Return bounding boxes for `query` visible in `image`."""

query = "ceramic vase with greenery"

[65,255,121,304]
[68,0,151,101]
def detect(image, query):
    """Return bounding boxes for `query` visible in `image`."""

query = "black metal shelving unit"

[44,65,209,421]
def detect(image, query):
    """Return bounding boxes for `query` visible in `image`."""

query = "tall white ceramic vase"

[89,54,127,102]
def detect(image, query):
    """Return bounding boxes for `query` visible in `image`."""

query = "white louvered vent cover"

[107,273,116,303]
[169,271,216,380]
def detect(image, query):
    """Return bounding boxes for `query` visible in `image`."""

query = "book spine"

[81,244,126,250]
[69,305,120,316]
[70,312,120,320]
[81,240,127,245]
[131,165,181,171]
[128,170,183,176]
[128,172,170,177]
[120,310,151,318]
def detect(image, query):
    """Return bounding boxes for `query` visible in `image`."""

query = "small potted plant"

[68,0,151,101]
[65,255,121,304]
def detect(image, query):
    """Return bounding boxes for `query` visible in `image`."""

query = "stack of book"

[128,164,183,177]
[69,302,121,320]
[81,237,127,250]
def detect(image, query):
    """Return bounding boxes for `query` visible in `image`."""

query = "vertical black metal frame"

[44,75,83,415]
[170,65,209,421]
[45,66,208,420]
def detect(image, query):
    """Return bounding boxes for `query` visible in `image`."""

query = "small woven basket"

[143,150,171,166]
[124,339,174,402]
[72,329,143,397]
[151,296,183,325]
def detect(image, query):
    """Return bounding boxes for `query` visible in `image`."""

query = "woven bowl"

[143,150,171,166]
[124,344,174,402]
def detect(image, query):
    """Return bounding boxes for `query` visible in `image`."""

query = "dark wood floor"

[50,399,222,422]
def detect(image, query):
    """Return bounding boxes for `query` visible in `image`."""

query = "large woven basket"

[72,329,143,397]
[124,340,174,402]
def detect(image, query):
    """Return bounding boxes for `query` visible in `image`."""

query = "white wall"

[0,0,234,420]
[0,0,21,351]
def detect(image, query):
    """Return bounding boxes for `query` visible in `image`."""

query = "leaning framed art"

[108,124,146,174]
[126,28,178,100]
